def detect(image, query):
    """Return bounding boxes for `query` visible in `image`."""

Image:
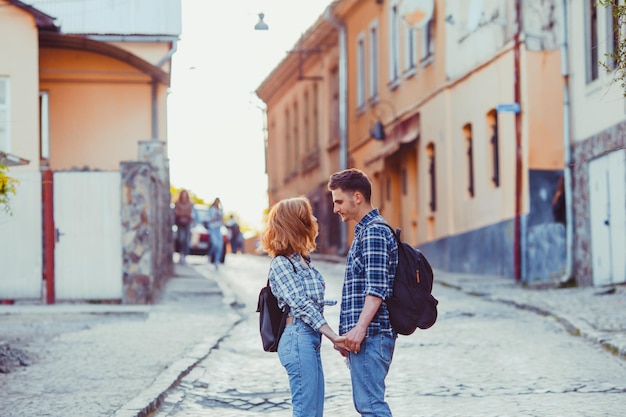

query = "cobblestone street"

[153,256,626,417]
[1,254,625,416]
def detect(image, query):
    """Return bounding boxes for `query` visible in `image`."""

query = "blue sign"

[496,103,520,113]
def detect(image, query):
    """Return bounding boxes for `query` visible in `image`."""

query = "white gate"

[589,149,626,286]
[54,171,123,300]
[0,171,43,299]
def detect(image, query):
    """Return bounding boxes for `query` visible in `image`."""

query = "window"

[285,109,291,174]
[369,21,380,100]
[389,4,401,84]
[0,77,9,152]
[464,124,474,197]
[606,1,620,70]
[329,67,340,142]
[420,17,434,66]
[40,91,50,161]
[487,110,500,187]
[313,83,320,148]
[427,143,436,212]
[404,24,417,75]
[586,0,599,83]
[357,33,366,109]
[293,102,299,169]
[401,168,408,195]
[304,91,310,152]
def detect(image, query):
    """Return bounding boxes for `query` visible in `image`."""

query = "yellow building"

[0,0,180,302]
[259,0,625,286]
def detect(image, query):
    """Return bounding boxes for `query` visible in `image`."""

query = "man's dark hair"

[328,168,372,203]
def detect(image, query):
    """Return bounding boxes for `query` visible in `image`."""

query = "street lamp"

[254,12,269,30]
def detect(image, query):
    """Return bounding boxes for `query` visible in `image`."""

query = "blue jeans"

[278,319,324,417]
[348,334,396,416]
[208,229,223,263]
[177,224,190,257]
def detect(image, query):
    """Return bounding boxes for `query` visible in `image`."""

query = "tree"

[0,164,19,215]
[598,0,626,95]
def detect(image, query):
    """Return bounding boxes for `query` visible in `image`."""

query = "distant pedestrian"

[207,197,224,269]
[173,189,193,264]
[226,214,243,254]
[260,196,346,417]
[328,168,399,417]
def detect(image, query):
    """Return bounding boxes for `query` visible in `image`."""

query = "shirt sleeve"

[269,257,328,331]
[361,226,392,300]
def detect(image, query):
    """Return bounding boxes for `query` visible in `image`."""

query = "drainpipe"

[151,79,158,139]
[560,0,574,284]
[325,5,348,251]
[152,40,178,140]
[42,169,55,304]
[513,0,523,282]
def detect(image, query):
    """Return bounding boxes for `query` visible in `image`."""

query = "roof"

[20,0,181,36]
[7,0,59,31]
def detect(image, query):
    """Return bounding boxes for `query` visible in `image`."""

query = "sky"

[167,0,333,231]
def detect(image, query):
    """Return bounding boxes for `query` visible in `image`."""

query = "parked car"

[174,204,210,256]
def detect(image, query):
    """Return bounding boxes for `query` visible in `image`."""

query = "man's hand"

[343,324,366,354]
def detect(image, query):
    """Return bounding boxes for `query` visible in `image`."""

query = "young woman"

[260,197,345,417]
[173,189,193,264]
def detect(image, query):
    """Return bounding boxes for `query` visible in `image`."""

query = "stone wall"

[120,141,173,304]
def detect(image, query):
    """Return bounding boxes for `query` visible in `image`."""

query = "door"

[589,149,626,286]
[54,171,123,300]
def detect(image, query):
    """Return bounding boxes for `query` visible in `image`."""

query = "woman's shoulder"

[272,254,298,269]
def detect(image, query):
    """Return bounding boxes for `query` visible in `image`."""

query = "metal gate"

[589,149,626,286]
[54,171,123,300]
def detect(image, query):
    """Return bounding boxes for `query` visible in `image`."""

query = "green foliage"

[598,0,626,96]
[170,185,207,205]
[0,164,19,215]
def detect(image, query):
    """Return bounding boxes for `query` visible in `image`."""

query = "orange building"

[257,0,572,283]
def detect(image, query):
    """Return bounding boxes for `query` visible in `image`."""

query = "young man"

[328,168,399,417]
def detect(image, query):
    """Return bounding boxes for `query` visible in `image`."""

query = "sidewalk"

[313,253,626,360]
[0,262,241,417]
[433,269,626,360]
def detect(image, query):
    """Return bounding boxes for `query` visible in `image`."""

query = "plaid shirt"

[339,210,398,338]
[269,254,336,331]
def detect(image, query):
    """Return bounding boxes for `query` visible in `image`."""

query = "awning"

[0,151,30,167]
[365,113,420,167]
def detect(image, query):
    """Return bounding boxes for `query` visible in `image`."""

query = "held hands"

[339,324,366,355]
[331,335,349,357]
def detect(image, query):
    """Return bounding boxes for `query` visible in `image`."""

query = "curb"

[113,321,243,417]
[438,278,626,362]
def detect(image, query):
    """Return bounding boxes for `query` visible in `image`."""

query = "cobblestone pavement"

[0,262,240,417]
[0,253,625,417]
[152,255,626,417]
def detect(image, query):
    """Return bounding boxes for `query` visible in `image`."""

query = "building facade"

[0,0,181,303]
[258,0,624,287]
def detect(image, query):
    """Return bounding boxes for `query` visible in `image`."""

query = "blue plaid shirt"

[339,210,398,338]
[269,254,336,331]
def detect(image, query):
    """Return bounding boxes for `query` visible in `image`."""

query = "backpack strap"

[359,220,400,247]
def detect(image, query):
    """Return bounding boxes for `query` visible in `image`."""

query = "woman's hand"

[332,336,350,357]
[319,324,351,355]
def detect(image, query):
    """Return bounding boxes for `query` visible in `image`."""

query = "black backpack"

[256,256,295,352]
[370,222,439,335]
